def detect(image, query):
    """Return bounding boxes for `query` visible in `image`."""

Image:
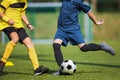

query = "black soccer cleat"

[0,61,5,73]
[34,65,49,76]
[100,42,115,56]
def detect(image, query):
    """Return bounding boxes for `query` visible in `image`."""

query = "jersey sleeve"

[21,1,27,16]
[21,10,26,16]
[0,0,11,12]
[78,1,91,13]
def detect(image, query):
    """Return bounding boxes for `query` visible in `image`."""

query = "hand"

[27,24,35,31]
[96,19,104,25]
[8,19,14,25]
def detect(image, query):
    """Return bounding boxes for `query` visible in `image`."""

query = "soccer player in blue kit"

[52,0,115,75]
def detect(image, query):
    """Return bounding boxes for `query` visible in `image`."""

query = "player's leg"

[53,39,63,67]
[52,28,68,67]
[52,29,69,75]
[23,37,49,75]
[22,37,39,70]
[0,27,19,73]
[79,43,101,51]
[18,28,49,75]
[70,29,115,55]
[53,39,64,75]
[78,42,115,55]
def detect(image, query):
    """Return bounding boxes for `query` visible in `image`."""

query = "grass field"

[0,40,120,80]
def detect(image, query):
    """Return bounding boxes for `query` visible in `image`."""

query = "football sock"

[80,43,102,52]
[1,41,15,63]
[53,43,63,67]
[28,47,39,70]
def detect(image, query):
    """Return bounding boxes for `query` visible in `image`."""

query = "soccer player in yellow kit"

[0,0,49,75]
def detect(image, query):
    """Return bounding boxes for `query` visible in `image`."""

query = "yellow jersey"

[0,0,27,30]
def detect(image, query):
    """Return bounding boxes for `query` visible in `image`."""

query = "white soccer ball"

[60,60,77,74]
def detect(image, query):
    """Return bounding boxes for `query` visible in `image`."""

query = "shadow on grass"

[0,70,72,76]
[0,71,33,76]
[48,69,74,76]
[10,54,52,61]
[76,61,120,68]
[0,70,59,76]
[39,59,120,69]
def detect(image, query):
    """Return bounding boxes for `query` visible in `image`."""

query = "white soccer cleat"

[100,42,115,56]
[53,70,62,75]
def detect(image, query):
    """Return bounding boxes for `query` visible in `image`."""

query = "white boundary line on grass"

[32,39,53,44]
[28,2,62,8]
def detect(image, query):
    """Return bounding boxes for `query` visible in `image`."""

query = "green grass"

[93,12,120,40]
[0,40,120,80]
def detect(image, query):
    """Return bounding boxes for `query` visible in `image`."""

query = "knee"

[23,39,34,48]
[11,37,19,44]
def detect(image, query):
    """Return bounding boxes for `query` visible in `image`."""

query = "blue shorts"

[54,28,85,46]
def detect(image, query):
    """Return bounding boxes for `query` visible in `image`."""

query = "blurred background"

[0,0,120,44]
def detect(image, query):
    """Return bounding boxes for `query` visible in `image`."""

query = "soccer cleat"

[100,42,115,55]
[34,66,49,76]
[53,70,63,75]
[0,61,5,73]
[53,70,71,75]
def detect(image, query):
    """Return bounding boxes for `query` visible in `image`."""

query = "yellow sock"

[1,41,15,63]
[28,47,39,70]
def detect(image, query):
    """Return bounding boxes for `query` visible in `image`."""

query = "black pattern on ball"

[73,69,76,73]
[61,65,64,70]
[64,60,69,62]
[67,65,72,70]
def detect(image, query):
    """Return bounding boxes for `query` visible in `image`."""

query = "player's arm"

[87,11,104,26]
[21,13,34,31]
[0,11,14,25]
[79,1,104,26]
[0,0,14,25]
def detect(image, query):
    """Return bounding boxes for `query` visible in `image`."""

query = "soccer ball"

[60,60,77,74]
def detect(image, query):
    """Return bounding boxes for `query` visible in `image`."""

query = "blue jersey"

[54,0,91,46]
[58,0,91,30]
